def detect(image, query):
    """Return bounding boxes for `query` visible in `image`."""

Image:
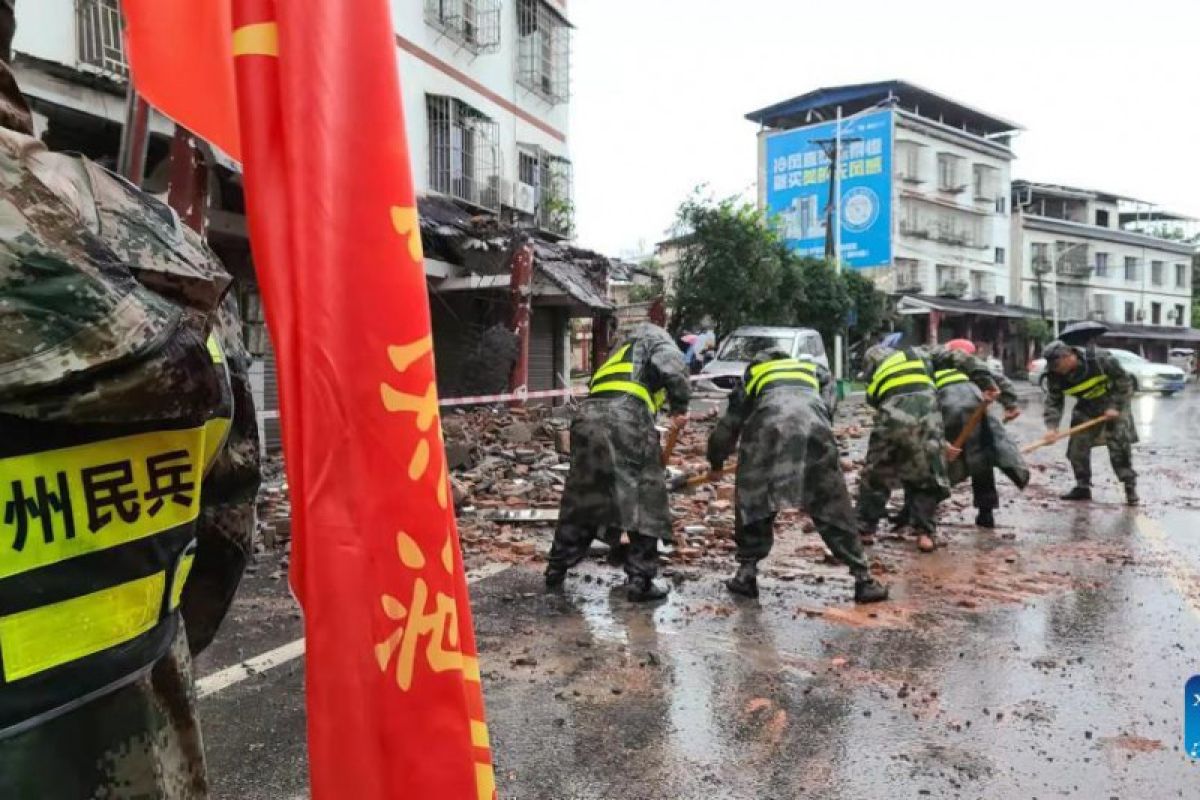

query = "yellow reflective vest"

[0,335,231,737]
[934,368,971,389]
[744,358,820,398]
[588,343,666,414]
[866,348,935,404]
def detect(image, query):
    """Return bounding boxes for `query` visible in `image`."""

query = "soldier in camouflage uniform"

[1042,340,1138,505]
[546,322,690,601]
[707,349,888,603]
[0,5,260,794]
[909,339,1030,529]
[855,340,999,553]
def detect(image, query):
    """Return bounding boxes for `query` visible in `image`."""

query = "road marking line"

[197,638,305,698]
[1134,514,1200,621]
[196,563,512,698]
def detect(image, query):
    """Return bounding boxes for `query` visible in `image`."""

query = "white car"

[1030,349,1186,396]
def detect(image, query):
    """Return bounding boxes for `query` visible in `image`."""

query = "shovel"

[668,463,736,492]
[1021,415,1110,454]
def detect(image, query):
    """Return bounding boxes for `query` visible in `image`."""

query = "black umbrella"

[1060,321,1109,347]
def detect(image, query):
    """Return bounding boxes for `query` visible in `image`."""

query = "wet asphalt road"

[194,385,1200,799]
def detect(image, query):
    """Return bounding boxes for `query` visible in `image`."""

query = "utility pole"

[814,108,861,380]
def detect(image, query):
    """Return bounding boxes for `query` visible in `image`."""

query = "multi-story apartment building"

[747,80,1020,303]
[10,0,593,447]
[397,0,574,236]
[1011,181,1194,330]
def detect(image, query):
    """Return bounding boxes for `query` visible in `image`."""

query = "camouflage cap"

[1042,340,1076,364]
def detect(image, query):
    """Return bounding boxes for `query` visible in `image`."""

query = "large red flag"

[121,0,240,159]
[122,2,496,798]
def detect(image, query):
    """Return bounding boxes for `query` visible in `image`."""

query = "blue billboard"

[765,109,893,268]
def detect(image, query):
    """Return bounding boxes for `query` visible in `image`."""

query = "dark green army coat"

[558,323,690,541]
[707,353,852,526]
[0,121,260,799]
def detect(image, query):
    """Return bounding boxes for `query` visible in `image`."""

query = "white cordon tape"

[436,373,741,408]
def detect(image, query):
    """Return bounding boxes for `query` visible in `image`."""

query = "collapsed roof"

[418,196,613,313]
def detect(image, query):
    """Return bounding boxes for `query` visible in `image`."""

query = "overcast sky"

[568,0,1200,258]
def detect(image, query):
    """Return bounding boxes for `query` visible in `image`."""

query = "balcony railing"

[77,0,128,80]
[937,279,969,298]
[1058,262,1095,279]
[424,0,502,54]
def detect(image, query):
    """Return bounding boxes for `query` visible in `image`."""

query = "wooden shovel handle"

[1022,415,1109,454]
[948,401,991,461]
[661,423,683,467]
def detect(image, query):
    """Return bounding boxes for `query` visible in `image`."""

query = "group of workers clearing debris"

[545,320,1139,605]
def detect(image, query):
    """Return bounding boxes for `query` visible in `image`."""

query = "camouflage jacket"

[0,126,259,797]
[557,324,690,540]
[1043,347,1136,437]
[708,352,846,523]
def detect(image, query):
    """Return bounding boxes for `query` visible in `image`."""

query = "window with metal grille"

[424,0,501,53]
[517,0,571,104]
[426,95,501,210]
[76,0,128,79]
[516,146,573,236]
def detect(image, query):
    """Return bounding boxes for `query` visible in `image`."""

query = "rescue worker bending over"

[856,340,999,553]
[546,322,691,601]
[707,349,888,603]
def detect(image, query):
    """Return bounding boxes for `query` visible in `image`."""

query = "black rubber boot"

[1061,486,1092,501]
[626,576,670,602]
[606,541,628,567]
[725,564,759,599]
[1125,483,1139,506]
[975,509,996,528]
[544,569,566,590]
[854,577,890,604]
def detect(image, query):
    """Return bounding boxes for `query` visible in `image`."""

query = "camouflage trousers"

[856,396,950,536]
[546,524,661,581]
[1067,426,1136,487]
[734,508,871,579]
[0,629,207,799]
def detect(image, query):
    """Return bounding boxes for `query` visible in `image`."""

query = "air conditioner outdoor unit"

[494,177,515,210]
[513,182,537,214]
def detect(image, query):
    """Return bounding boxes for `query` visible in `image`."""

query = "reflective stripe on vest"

[588,343,664,413]
[934,369,971,389]
[745,358,820,397]
[1064,372,1110,401]
[867,349,934,402]
[0,336,232,738]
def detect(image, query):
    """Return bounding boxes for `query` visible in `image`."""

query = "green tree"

[668,193,798,335]
[787,257,850,346]
[843,268,888,343]
[666,191,890,356]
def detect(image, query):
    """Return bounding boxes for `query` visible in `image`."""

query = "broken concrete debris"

[441,402,881,576]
